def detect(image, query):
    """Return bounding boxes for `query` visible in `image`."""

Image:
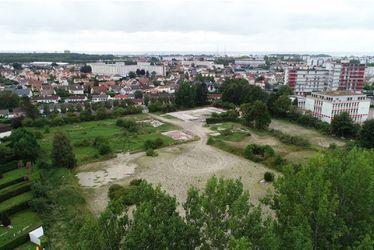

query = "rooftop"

[316,91,364,97]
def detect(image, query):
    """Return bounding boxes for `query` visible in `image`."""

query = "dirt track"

[77,111,273,215]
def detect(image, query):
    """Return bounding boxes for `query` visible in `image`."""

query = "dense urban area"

[0,52,373,249]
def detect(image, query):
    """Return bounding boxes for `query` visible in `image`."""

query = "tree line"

[34,147,373,249]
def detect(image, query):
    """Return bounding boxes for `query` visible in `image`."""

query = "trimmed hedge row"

[0,223,42,250]
[0,161,18,173]
[0,199,30,216]
[0,182,31,202]
[0,176,28,190]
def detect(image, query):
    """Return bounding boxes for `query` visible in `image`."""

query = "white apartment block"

[89,62,165,76]
[305,91,370,124]
[285,68,330,95]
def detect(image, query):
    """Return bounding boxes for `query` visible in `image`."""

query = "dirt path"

[77,112,273,215]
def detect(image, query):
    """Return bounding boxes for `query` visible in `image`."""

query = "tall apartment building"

[285,63,366,95]
[89,62,165,76]
[284,68,330,95]
[304,91,370,124]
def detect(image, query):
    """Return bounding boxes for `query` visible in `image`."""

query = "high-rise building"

[285,63,366,95]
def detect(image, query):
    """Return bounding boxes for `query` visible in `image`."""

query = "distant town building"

[305,91,370,124]
[34,95,60,104]
[89,62,165,76]
[234,59,266,67]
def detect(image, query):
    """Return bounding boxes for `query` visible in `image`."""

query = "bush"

[98,143,111,155]
[1,212,11,226]
[93,136,112,155]
[269,129,310,147]
[129,179,144,186]
[116,119,139,132]
[244,144,274,162]
[143,138,164,150]
[146,149,158,157]
[206,110,239,124]
[264,172,274,182]
[108,184,126,200]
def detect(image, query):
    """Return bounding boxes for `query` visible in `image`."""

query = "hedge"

[0,230,30,250]
[0,199,30,216]
[0,182,31,202]
[0,176,28,190]
[0,223,42,250]
[0,161,18,173]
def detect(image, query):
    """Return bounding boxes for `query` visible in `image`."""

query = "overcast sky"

[0,0,373,54]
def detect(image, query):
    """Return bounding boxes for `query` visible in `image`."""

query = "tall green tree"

[51,131,76,168]
[0,91,20,109]
[194,82,208,106]
[331,112,357,138]
[244,101,271,130]
[359,119,374,148]
[121,182,190,249]
[184,176,279,249]
[271,148,374,249]
[9,128,39,162]
[20,96,39,119]
[175,82,195,108]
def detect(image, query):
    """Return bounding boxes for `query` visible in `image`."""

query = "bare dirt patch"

[76,108,273,216]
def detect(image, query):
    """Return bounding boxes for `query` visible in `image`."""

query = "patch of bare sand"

[77,111,274,216]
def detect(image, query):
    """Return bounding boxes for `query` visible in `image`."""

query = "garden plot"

[162,130,193,141]
[138,119,164,127]
[167,107,225,122]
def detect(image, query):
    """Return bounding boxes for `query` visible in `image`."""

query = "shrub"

[146,149,158,157]
[264,172,274,182]
[108,184,126,200]
[244,144,274,162]
[129,178,144,186]
[143,138,164,150]
[117,119,139,133]
[269,129,310,147]
[1,213,11,226]
[206,110,239,124]
[98,143,111,155]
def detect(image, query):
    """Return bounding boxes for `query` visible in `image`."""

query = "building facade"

[304,91,370,124]
[286,63,366,95]
[285,68,330,95]
[89,62,165,76]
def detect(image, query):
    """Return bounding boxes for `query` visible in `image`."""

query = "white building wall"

[0,131,11,139]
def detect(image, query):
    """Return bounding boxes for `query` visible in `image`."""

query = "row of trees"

[68,147,373,249]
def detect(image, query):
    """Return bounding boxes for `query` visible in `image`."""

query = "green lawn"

[0,168,27,186]
[0,192,33,214]
[29,115,178,164]
[0,209,42,248]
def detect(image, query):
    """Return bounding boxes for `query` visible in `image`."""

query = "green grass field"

[29,114,178,164]
[0,209,42,248]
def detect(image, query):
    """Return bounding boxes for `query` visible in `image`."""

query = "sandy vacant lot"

[77,109,273,215]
